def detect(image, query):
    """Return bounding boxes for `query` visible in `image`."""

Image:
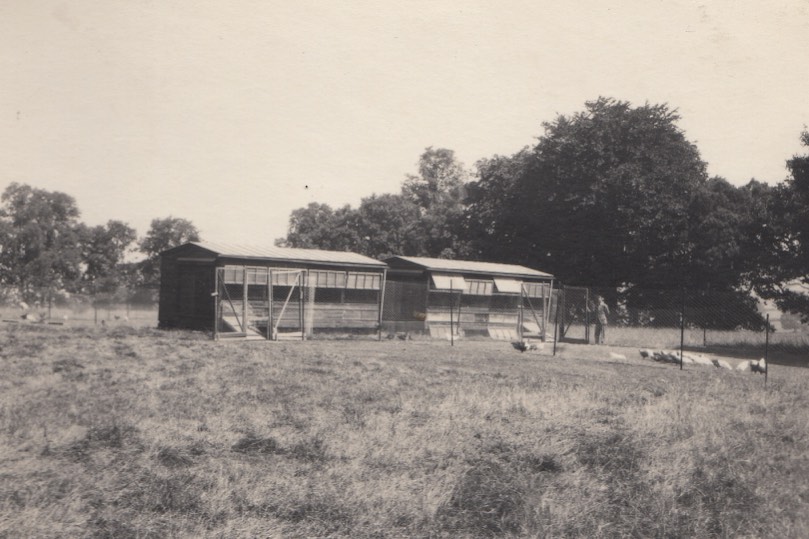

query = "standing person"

[595,296,609,344]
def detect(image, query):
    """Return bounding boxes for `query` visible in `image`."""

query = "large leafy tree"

[464,149,535,262]
[467,98,709,288]
[686,177,774,290]
[403,147,471,259]
[79,220,137,293]
[354,193,425,259]
[138,217,200,286]
[280,147,471,259]
[276,202,362,252]
[755,131,809,320]
[0,183,84,299]
[465,98,771,328]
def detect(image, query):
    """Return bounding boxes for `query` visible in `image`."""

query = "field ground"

[2,325,809,537]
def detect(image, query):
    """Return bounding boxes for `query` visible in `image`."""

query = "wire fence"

[380,281,809,368]
[554,285,809,365]
[2,281,807,366]
[0,288,159,328]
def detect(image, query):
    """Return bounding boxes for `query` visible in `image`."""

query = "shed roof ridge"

[386,255,553,278]
[169,241,386,266]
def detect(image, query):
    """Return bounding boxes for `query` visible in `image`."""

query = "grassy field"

[2,325,809,538]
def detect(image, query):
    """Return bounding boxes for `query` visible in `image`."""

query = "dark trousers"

[595,322,606,344]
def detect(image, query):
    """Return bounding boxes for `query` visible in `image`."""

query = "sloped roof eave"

[384,255,553,280]
[162,241,386,269]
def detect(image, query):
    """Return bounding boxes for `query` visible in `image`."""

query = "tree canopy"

[279,147,470,259]
[0,182,201,304]
[754,131,809,320]
[138,217,201,287]
[467,98,710,289]
[79,220,137,293]
[0,183,84,299]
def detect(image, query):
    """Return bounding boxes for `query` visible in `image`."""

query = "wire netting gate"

[382,280,555,341]
[215,266,306,340]
[214,266,384,341]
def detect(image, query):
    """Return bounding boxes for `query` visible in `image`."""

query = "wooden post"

[456,286,461,339]
[541,283,548,340]
[559,285,566,341]
[378,269,387,341]
[425,275,431,335]
[449,283,454,347]
[518,287,524,341]
[765,313,770,385]
[300,271,305,340]
[679,288,686,370]
[584,288,590,344]
[242,267,249,334]
[553,283,560,356]
[213,267,219,341]
[305,271,316,339]
[268,269,274,340]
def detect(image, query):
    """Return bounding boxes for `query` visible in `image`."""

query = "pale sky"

[1,1,808,245]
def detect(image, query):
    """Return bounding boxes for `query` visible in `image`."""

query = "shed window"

[346,272,381,290]
[494,278,523,294]
[222,266,272,285]
[246,267,269,285]
[222,266,243,284]
[431,274,467,291]
[310,270,347,288]
[523,282,549,298]
[465,279,493,296]
[271,269,305,286]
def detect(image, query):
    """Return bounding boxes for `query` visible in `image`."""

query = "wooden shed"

[382,256,554,340]
[159,241,387,340]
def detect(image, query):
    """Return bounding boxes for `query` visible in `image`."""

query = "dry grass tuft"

[436,458,527,536]
[231,434,284,455]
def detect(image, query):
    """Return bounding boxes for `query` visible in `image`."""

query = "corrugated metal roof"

[184,241,386,267]
[386,256,553,279]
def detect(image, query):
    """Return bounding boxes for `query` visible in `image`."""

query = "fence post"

[456,288,462,340]
[765,313,770,385]
[553,284,560,356]
[584,288,590,344]
[449,283,454,347]
[518,288,524,342]
[377,268,387,341]
[679,288,685,370]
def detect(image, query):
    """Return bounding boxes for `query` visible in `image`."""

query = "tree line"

[2,97,806,324]
[0,182,200,307]
[279,97,809,326]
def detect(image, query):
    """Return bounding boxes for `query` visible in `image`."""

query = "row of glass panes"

[220,266,381,290]
[432,277,551,298]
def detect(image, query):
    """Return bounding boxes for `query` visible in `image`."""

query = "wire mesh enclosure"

[552,284,809,360]
[214,265,384,340]
[381,279,555,341]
